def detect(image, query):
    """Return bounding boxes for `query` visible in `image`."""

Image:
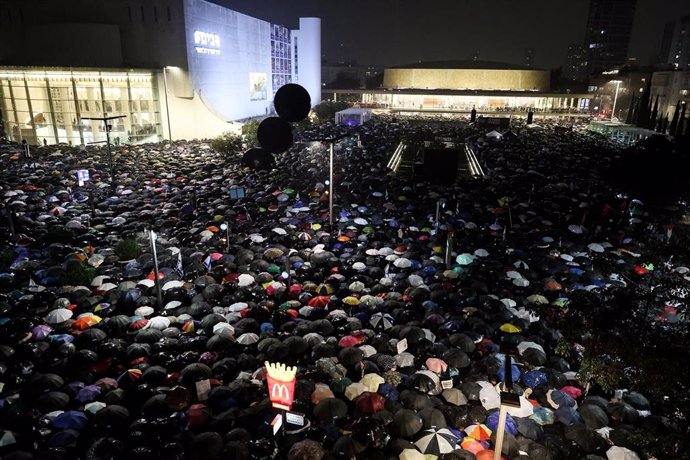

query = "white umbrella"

[272,227,287,235]
[513,278,530,287]
[473,248,489,258]
[138,279,155,288]
[588,243,605,253]
[606,446,640,460]
[236,332,259,345]
[164,300,182,310]
[517,341,545,355]
[238,274,255,287]
[96,283,118,293]
[568,224,584,234]
[394,258,411,268]
[162,280,184,291]
[354,217,368,225]
[248,233,266,243]
[45,308,73,324]
[148,316,171,330]
[91,276,110,287]
[213,322,235,337]
[506,271,523,279]
[134,306,154,317]
[228,302,248,312]
[478,381,500,410]
[506,395,535,418]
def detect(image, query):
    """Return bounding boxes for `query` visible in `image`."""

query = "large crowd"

[0,117,687,460]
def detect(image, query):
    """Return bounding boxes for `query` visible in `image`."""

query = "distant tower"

[564,44,588,82]
[670,16,690,70]
[525,47,535,67]
[583,0,637,74]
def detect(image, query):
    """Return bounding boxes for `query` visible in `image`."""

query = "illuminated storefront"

[0,68,161,145]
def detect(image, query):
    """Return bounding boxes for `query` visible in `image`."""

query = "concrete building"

[0,0,321,145]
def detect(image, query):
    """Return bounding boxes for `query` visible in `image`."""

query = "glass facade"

[0,68,162,145]
[270,24,292,96]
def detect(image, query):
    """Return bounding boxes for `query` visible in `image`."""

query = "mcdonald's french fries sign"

[265,361,297,410]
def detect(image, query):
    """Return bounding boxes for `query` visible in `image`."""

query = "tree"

[635,78,652,128]
[312,101,352,123]
[649,94,659,130]
[241,119,261,147]
[669,101,681,136]
[210,131,244,156]
[625,91,636,124]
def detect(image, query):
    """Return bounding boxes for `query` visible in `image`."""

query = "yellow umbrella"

[499,323,521,334]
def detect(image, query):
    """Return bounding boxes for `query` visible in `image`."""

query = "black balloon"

[242,147,275,170]
[274,83,311,122]
[257,117,293,153]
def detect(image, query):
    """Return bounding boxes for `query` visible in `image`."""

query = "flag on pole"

[203,255,213,272]
[175,252,184,279]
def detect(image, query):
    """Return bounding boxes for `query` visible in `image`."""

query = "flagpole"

[149,229,163,307]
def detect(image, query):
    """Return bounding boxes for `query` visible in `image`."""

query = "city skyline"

[222,0,689,70]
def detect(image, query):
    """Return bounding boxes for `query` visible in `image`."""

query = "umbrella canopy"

[414,428,460,455]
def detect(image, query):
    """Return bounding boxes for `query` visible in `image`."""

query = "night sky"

[220,0,689,69]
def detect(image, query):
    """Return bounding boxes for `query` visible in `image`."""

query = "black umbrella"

[578,404,609,429]
[393,409,423,438]
[314,398,347,423]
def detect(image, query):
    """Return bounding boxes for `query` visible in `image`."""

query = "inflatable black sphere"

[242,147,275,170]
[274,83,311,122]
[257,117,293,153]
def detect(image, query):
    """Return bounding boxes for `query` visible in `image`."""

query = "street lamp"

[610,80,622,121]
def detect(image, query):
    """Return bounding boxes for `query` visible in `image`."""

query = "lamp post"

[81,114,126,186]
[611,80,622,121]
[149,229,163,307]
[311,134,347,232]
[162,67,174,142]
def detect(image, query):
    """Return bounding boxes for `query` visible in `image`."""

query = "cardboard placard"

[271,413,283,436]
[396,338,408,354]
[195,379,211,401]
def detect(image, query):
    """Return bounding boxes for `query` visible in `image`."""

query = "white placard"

[195,379,211,401]
[271,413,283,435]
[441,380,454,390]
[397,338,408,354]
[286,411,305,426]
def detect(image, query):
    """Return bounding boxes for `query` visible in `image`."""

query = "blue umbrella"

[555,406,583,426]
[53,411,88,430]
[486,411,518,436]
[522,370,548,389]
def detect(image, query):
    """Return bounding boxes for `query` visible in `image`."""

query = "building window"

[167,6,171,21]
[153,6,158,22]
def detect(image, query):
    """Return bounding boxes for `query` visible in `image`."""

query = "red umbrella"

[355,392,385,414]
[308,296,332,308]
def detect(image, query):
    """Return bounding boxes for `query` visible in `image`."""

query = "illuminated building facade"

[0,0,321,144]
[327,61,592,117]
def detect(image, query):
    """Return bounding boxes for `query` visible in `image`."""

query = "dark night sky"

[218,0,689,70]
